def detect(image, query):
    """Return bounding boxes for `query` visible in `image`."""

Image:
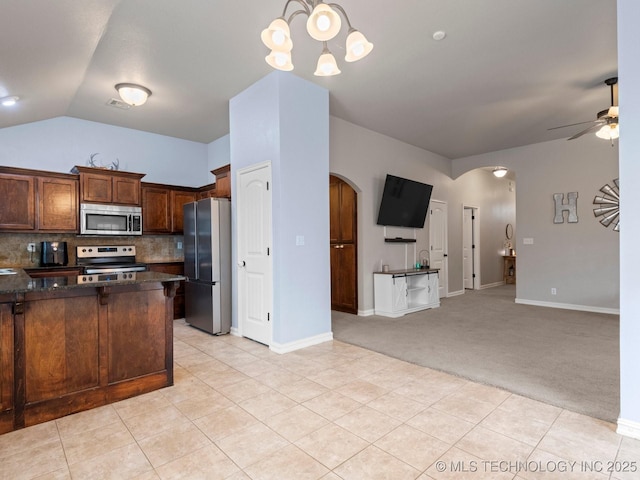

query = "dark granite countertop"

[0,268,184,295]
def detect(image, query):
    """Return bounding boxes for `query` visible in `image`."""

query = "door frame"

[462,205,481,290]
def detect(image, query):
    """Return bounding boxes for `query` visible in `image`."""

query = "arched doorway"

[330,175,358,313]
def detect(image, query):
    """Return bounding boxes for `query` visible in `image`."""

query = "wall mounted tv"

[376,174,433,228]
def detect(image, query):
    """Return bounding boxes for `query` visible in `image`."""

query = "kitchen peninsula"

[0,268,183,434]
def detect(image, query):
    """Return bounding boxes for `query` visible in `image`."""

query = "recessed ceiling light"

[432,30,447,41]
[1,95,19,107]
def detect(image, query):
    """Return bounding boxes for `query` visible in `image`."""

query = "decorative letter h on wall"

[553,192,578,224]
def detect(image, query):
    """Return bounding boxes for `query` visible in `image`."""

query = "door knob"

[238,260,246,267]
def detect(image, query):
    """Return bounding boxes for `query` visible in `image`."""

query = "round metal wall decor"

[593,178,619,231]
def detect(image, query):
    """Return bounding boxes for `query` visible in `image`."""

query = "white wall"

[453,136,619,312]
[618,0,640,439]
[330,117,516,314]
[207,134,230,184]
[230,72,331,346]
[0,116,208,186]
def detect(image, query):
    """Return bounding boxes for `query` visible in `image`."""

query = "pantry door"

[236,162,272,346]
[429,200,448,298]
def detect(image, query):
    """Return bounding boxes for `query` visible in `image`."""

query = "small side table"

[503,255,516,284]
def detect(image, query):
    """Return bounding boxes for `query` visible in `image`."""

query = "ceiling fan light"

[261,18,292,51]
[345,29,373,62]
[115,83,151,106]
[607,105,619,117]
[1,95,19,107]
[265,49,294,71]
[493,167,508,178]
[595,124,619,140]
[307,4,341,41]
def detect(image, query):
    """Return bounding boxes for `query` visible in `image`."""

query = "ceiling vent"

[106,98,131,110]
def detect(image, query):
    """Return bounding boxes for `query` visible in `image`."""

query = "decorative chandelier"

[261,0,373,77]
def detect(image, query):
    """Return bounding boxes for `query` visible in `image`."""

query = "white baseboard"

[270,332,334,354]
[358,308,374,316]
[515,298,619,315]
[447,289,465,297]
[479,281,505,290]
[617,417,640,440]
[230,326,240,337]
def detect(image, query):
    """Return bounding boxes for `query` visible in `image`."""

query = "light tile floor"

[1,319,639,480]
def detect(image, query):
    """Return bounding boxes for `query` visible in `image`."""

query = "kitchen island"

[0,269,183,434]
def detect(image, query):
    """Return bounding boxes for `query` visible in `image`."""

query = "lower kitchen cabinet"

[148,263,185,319]
[0,298,14,434]
[374,269,440,317]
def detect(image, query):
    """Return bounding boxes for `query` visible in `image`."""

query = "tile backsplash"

[0,233,184,267]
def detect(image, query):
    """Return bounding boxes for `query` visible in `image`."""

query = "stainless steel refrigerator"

[183,197,231,334]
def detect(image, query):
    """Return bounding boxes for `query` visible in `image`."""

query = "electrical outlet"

[176,241,183,250]
[551,288,557,295]
[27,243,36,252]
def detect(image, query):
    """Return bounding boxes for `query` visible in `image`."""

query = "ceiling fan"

[549,77,619,141]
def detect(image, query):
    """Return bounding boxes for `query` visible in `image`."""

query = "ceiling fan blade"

[547,119,598,131]
[567,123,603,140]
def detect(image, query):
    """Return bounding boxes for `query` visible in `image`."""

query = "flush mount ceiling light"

[493,167,508,178]
[261,0,373,77]
[115,83,152,106]
[1,95,19,107]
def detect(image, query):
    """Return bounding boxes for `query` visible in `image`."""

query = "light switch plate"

[523,238,534,245]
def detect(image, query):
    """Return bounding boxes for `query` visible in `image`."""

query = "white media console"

[373,268,440,317]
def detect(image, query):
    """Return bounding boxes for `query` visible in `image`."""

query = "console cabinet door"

[0,173,36,230]
[37,176,78,232]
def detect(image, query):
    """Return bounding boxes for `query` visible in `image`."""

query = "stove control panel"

[77,272,137,284]
[77,245,136,259]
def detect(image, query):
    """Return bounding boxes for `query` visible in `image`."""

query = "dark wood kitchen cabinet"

[37,175,78,231]
[0,170,36,230]
[0,298,14,434]
[0,167,78,233]
[142,183,197,234]
[75,166,145,206]
[148,263,185,318]
[212,164,231,198]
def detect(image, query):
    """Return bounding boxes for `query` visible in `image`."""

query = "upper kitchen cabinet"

[0,167,78,233]
[75,166,145,206]
[37,175,78,231]
[0,170,36,230]
[141,183,197,234]
[211,165,230,198]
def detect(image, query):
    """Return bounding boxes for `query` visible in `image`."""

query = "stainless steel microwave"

[80,203,142,236]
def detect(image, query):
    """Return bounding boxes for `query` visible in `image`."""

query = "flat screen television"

[376,174,433,228]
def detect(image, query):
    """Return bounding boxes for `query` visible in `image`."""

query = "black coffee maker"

[40,241,68,266]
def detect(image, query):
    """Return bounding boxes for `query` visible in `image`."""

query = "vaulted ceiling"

[0,0,617,159]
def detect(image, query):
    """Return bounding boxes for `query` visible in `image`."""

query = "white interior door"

[237,163,272,346]
[463,207,474,289]
[429,200,448,298]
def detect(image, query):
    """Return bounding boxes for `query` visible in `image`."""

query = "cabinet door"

[391,276,407,311]
[142,186,171,233]
[0,173,36,230]
[171,190,197,233]
[112,176,140,205]
[212,165,231,198]
[0,302,13,421]
[330,244,357,313]
[37,176,78,231]
[81,172,112,203]
[427,274,440,306]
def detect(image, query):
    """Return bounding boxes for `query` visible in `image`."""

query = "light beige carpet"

[332,285,619,421]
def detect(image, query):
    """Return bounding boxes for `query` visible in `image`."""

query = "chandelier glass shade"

[261,0,373,76]
[115,83,152,106]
